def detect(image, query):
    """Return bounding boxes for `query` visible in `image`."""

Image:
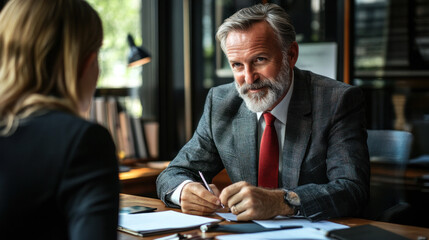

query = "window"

[87,0,145,118]
[87,0,142,88]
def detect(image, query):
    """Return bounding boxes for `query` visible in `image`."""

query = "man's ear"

[287,41,299,69]
[79,52,97,79]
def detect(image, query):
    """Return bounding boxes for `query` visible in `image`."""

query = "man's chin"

[243,98,272,113]
[246,90,267,100]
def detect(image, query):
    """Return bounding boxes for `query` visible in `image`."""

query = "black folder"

[207,223,302,233]
[328,224,410,240]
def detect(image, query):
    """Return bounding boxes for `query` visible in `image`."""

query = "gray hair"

[216,3,296,54]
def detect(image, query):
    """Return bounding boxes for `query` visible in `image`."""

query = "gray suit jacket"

[157,68,370,220]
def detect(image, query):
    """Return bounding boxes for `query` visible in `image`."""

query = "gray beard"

[235,61,291,113]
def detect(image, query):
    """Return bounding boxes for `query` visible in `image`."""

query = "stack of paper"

[215,212,348,240]
[253,217,348,231]
[118,210,220,237]
[217,227,330,240]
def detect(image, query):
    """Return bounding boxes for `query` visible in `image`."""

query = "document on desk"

[216,212,237,221]
[214,213,348,240]
[217,227,330,240]
[254,217,348,231]
[118,210,220,237]
[216,213,348,232]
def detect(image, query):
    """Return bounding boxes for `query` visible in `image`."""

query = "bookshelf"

[88,87,153,164]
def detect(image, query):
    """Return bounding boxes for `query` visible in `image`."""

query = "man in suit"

[157,3,370,221]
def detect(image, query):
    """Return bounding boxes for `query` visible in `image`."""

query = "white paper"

[119,210,219,233]
[253,217,348,231]
[216,212,348,233]
[217,227,330,240]
[216,212,237,221]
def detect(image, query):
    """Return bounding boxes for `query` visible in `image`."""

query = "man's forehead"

[225,23,279,57]
[225,37,272,55]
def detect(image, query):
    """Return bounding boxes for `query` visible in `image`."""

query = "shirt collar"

[257,71,294,125]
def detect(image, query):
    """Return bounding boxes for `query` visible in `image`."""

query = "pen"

[200,223,217,233]
[154,233,181,240]
[198,171,225,208]
[117,226,144,237]
[279,225,303,230]
[200,220,224,233]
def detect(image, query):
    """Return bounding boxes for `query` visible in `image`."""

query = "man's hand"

[180,182,222,215]
[219,181,294,221]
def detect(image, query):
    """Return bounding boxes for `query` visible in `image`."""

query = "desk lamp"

[127,33,151,68]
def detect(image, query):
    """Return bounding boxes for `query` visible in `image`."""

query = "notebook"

[328,224,409,240]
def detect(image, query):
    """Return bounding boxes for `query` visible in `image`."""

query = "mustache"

[239,79,274,94]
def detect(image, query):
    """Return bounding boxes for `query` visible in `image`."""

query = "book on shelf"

[130,117,149,159]
[94,96,108,128]
[106,97,119,147]
[144,121,159,159]
[87,96,151,161]
[118,112,135,158]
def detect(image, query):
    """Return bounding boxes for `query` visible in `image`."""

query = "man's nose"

[244,66,258,85]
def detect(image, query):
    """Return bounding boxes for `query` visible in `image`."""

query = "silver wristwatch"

[283,189,301,215]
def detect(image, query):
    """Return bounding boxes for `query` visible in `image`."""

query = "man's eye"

[255,57,266,62]
[231,63,242,68]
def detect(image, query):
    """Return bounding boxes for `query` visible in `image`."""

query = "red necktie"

[258,112,279,188]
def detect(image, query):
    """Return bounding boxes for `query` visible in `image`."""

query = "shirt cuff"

[168,180,194,206]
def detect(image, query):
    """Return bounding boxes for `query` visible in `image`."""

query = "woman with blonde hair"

[0,0,119,239]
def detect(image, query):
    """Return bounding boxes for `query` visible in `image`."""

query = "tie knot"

[263,112,276,126]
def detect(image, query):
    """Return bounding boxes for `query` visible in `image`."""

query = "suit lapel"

[281,68,312,189]
[233,103,258,186]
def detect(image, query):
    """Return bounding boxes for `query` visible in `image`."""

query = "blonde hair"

[0,0,103,135]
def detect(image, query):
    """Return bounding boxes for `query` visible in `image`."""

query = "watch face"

[285,191,301,206]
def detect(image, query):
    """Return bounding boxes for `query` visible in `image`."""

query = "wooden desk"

[119,166,164,197]
[371,162,429,190]
[118,194,429,240]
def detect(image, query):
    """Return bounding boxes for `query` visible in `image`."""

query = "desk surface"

[120,167,163,183]
[119,162,168,197]
[371,162,429,189]
[118,194,429,240]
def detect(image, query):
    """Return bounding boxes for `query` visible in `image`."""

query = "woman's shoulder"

[26,110,109,139]
[36,110,93,127]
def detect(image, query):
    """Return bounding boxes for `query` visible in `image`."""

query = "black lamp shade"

[127,34,151,68]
